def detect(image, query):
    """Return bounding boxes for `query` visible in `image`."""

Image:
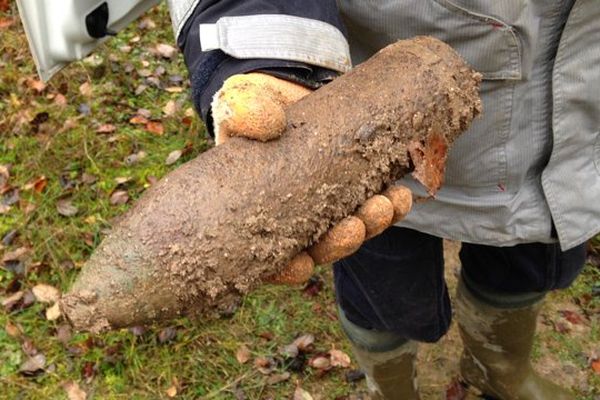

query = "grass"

[1,3,599,399]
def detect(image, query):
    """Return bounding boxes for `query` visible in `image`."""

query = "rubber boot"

[339,307,420,400]
[455,277,575,400]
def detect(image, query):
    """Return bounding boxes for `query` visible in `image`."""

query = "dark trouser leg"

[456,241,586,400]
[334,227,449,399]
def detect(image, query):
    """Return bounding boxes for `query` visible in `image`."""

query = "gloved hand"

[212,73,413,284]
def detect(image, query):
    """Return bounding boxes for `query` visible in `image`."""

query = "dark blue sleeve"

[176,1,347,133]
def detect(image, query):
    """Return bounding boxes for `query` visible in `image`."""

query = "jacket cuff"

[199,14,351,73]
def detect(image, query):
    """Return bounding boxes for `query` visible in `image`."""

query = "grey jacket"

[169,0,600,250]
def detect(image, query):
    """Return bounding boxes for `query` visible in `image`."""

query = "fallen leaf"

[0,0,9,12]
[138,17,156,30]
[0,164,9,187]
[292,334,315,352]
[163,100,178,116]
[81,173,97,185]
[129,115,148,125]
[0,203,11,214]
[155,43,178,59]
[3,188,19,205]
[56,324,73,344]
[54,93,68,107]
[129,326,146,336]
[124,151,147,166]
[253,357,274,375]
[236,345,251,364]
[308,356,331,370]
[81,361,95,383]
[329,349,351,368]
[2,291,23,310]
[96,124,116,134]
[166,385,177,398]
[146,121,164,135]
[109,190,129,205]
[0,17,14,29]
[165,86,184,93]
[280,344,299,358]
[57,198,78,217]
[22,176,48,193]
[22,337,38,357]
[165,150,182,165]
[158,326,178,343]
[114,176,132,185]
[63,381,87,400]
[559,310,586,325]
[20,354,46,375]
[5,320,22,338]
[26,78,46,93]
[266,372,290,385]
[2,246,31,264]
[592,359,600,375]
[79,82,93,97]
[32,283,60,303]
[293,387,314,400]
[46,302,62,321]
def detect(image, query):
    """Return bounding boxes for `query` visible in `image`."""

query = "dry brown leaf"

[165,87,184,93]
[592,359,600,375]
[96,124,116,134]
[266,372,290,385]
[235,345,251,364]
[293,387,314,400]
[138,17,156,30]
[20,354,46,375]
[292,334,315,351]
[165,150,182,166]
[155,43,178,59]
[0,17,14,29]
[309,356,331,370]
[46,302,62,321]
[32,284,60,303]
[0,204,10,214]
[110,190,129,206]
[163,100,178,116]
[22,176,48,193]
[54,93,68,107]
[5,321,23,338]
[146,121,164,136]
[26,78,47,93]
[2,247,31,264]
[2,291,24,309]
[165,385,177,398]
[57,198,78,217]
[63,381,87,400]
[129,115,149,125]
[329,349,351,368]
[79,82,93,97]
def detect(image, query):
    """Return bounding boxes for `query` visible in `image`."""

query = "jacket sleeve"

[166,0,350,132]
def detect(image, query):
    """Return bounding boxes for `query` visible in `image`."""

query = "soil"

[60,36,482,333]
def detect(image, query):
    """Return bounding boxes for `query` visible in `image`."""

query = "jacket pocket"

[339,0,524,188]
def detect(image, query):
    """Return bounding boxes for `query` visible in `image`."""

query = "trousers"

[334,227,586,343]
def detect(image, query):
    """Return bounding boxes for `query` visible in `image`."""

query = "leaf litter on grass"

[1,3,598,400]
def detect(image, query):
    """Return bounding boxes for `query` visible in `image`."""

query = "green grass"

[1,3,599,399]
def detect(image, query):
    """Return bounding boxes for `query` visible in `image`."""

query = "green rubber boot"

[339,307,420,400]
[455,277,575,400]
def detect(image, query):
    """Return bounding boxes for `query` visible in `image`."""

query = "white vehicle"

[16,0,160,82]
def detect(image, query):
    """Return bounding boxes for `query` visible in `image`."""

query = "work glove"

[212,73,413,284]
